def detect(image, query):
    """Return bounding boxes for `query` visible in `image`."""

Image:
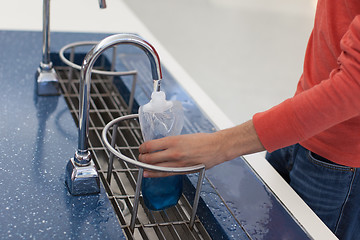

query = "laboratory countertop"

[0,29,314,240]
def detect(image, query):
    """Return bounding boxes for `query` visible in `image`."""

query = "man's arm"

[138,120,265,177]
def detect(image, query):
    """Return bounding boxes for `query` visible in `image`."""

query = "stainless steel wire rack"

[55,63,213,240]
[102,114,206,233]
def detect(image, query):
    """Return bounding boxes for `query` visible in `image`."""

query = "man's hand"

[139,132,227,177]
[138,120,264,177]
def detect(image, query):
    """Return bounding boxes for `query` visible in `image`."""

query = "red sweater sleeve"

[253,15,360,152]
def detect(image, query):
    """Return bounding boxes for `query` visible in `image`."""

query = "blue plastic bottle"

[142,172,183,210]
[139,91,184,210]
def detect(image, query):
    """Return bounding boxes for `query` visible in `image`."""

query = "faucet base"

[65,158,100,196]
[36,66,61,96]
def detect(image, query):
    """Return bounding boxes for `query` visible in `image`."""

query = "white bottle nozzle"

[143,91,173,113]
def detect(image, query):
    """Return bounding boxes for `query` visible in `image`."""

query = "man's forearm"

[216,119,265,162]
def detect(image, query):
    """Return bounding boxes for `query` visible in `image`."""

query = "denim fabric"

[266,144,360,240]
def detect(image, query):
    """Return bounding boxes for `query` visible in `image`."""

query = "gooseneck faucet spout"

[77,34,162,160]
[65,33,163,195]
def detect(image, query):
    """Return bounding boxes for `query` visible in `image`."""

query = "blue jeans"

[266,144,360,240]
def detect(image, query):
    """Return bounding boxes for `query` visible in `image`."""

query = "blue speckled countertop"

[0,31,125,239]
[0,30,310,239]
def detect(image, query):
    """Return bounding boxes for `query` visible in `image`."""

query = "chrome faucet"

[65,33,162,195]
[36,0,107,96]
[36,0,60,96]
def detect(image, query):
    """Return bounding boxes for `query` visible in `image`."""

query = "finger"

[139,137,170,154]
[139,151,185,166]
[143,170,176,178]
[138,148,179,165]
[143,169,185,178]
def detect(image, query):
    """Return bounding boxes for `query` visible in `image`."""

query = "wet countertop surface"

[0,30,310,239]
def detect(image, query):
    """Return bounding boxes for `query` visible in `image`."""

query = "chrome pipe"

[42,0,51,67]
[106,123,119,183]
[36,0,60,96]
[130,167,144,232]
[189,168,205,229]
[36,0,107,96]
[76,34,162,165]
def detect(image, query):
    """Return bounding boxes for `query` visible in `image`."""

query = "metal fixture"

[65,34,163,196]
[59,41,138,114]
[36,0,107,96]
[102,114,206,232]
[36,0,60,96]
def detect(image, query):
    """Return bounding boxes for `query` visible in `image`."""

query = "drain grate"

[56,66,212,240]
